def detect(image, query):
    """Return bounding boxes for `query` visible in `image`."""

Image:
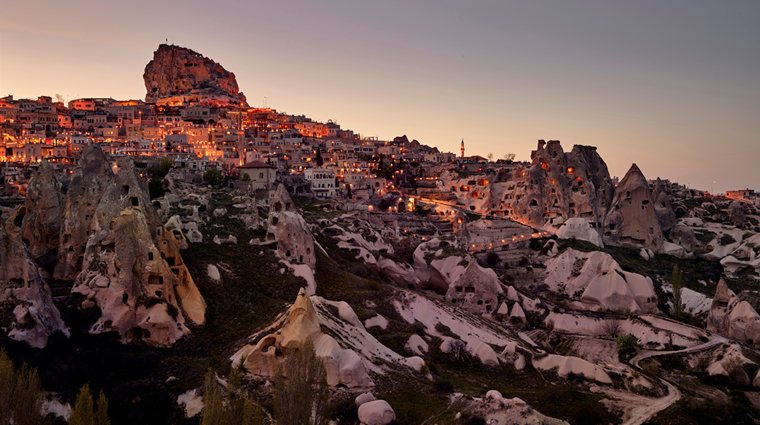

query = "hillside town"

[2,44,760,425]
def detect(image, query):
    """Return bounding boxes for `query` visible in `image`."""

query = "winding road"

[620,335,728,425]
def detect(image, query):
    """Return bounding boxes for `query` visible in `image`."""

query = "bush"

[0,349,44,425]
[720,234,737,246]
[148,177,165,199]
[204,169,224,187]
[275,339,328,425]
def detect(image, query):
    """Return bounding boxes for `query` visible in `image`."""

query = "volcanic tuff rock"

[728,201,747,227]
[445,262,503,315]
[54,146,114,280]
[0,224,68,348]
[486,140,613,231]
[233,288,371,388]
[651,178,677,233]
[14,161,64,259]
[266,184,316,270]
[602,164,664,252]
[143,44,246,104]
[706,279,760,348]
[71,158,205,346]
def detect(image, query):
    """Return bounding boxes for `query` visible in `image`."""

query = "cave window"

[477,300,483,305]
[131,197,139,206]
[148,252,154,261]
[273,202,282,212]
[155,290,163,297]
[465,286,475,293]
[529,199,538,207]
[123,294,129,304]
[272,216,279,226]
[455,286,463,293]
[121,185,129,196]
[486,305,492,311]
[609,223,616,230]
[299,255,303,263]
[166,257,176,266]
[285,250,291,257]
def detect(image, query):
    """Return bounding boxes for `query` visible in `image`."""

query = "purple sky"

[1,0,758,193]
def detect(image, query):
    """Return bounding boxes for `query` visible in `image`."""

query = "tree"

[69,383,110,425]
[149,177,165,199]
[240,173,251,182]
[345,183,352,199]
[204,169,224,187]
[601,320,623,338]
[158,156,174,175]
[487,153,493,162]
[200,363,264,425]
[0,349,44,425]
[501,153,516,163]
[275,339,329,425]
[672,265,684,317]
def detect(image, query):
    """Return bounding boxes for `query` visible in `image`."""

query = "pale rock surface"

[602,164,664,252]
[509,303,526,323]
[0,226,69,348]
[376,257,420,289]
[364,315,388,330]
[233,289,371,388]
[213,235,237,245]
[143,44,246,104]
[706,279,760,348]
[213,207,227,217]
[164,216,189,250]
[358,400,396,425]
[428,255,467,292]
[355,392,376,407]
[206,265,221,281]
[445,262,503,314]
[496,302,509,315]
[177,389,203,418]
[466,338,500,366]
[183,221,203,243]
[405,334,429,355]
[669,223,701,252]
[266,185,316,270]
[557,218,604,247]
[533,354,612,384]
[544,249,658,313]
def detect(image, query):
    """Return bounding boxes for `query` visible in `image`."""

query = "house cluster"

[0,94,472,200]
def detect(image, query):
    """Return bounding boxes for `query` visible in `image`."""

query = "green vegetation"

[204,169,224,187]
[672,265,684,317]
[617,334,638,362]
[69,383,110,425]
[274,339,328,425]
[0,349,44,425]
[200,363,264,425]
[719,234,737,246]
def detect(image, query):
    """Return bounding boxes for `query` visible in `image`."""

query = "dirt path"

[619,335,728,425]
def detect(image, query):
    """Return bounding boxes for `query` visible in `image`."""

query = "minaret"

[460,139,465,159]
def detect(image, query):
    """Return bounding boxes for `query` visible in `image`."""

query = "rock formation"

[71,158,205,346]
[233,288,371,389]
[54,146,114,280]
[358,400,396,425]
[651,178,677,233]
[602,164,664,252]
[485,140,613,232]
[266,184,316,270]
[143,44,246,104]
[14,161,64,259]
[707,279,760,348]
[0,223,68,348]
[544,249,658,313]
[556,217,604,247]
[728,201,747,227]
[445,262,503,314]
[669,223,701,253]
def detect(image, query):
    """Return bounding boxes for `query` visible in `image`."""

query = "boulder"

[355,393,376,407]
[357,400,395,425]
[143,44,246,104]
[0,225,69,348]
[603,164,664,252]
[544,249,658,313]
[707,279,760,348]
[445,262,503,314]
[556,218,603,247]
[266,185,316,270]
[405,334,429,355]
[533,354,612,384]
[669,223,700,252]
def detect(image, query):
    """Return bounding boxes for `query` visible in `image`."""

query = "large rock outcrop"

[143,44,246,104]
[54,146,115,280]
[603,164,664,252]
[266,184,316,270]
[445,262,503,314]
[71,159,205,346]
[15,161,64,259]
[0,224,68,348]
[484,140,613,231]
[233,288,372,389]
[544,249,658,313]
[651,178,677,233]
[706,279,760,348]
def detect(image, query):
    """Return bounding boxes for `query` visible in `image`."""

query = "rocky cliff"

[143,44,246,104]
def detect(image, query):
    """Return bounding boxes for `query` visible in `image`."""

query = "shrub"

[204,169,224,187]
[0,349,44,425]
[275,339,328,425]
[69,383,111,425]
[720,234,737,246]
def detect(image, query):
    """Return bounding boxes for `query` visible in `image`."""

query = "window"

[259,173,263,178]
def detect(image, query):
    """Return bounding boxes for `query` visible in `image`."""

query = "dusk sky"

[1,0,758,193]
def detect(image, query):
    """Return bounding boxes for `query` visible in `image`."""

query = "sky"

[1,0,758,193]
